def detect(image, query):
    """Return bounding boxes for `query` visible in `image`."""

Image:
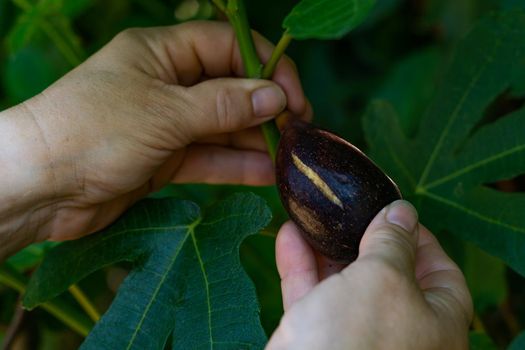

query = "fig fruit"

[276,120,401,263]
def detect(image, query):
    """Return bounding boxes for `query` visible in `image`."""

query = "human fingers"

[128,21,308,118]
[252,32,308,117]
[416,225,473,329]
[171,145,274,185]
[174,77,285,140]
[315,253,346,281]
[276,221,319,311]
[196,126,267,152]
[195,100,313,151]
[356,200,419,275]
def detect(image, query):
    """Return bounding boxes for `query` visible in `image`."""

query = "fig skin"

[276,120,401,263]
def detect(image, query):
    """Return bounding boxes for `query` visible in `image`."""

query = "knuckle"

[215,87,238,130]
[114,28,141,44]
[144,85,192,144]
[374,223,416,255]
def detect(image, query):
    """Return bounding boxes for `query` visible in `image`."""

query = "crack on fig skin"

[291,152,344,209]
[288,199,328,237]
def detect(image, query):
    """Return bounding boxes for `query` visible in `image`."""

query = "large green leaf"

[283,0,376,39]
[23,193,271,349]
[375,47,443,137]
[363,11,525,275]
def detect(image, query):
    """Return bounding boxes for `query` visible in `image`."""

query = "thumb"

[183,78,286,138]
[357,200,419,275]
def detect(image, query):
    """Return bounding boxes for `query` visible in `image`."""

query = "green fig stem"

[69,284,101,322]
[0,263,93,336]
[259,31,293,160]
[218,0,294,162]
[225,0,262,78]
[260,122,280,161]
[261,31,293,79]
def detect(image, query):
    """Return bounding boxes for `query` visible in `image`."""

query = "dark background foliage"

[1,0,524,349]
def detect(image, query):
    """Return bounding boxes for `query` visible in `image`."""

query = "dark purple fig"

[276,120,401,263]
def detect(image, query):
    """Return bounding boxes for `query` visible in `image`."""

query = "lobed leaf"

[283,0,376,40]
[374,48,443,137]
[24,193,271,349]
[363,11,525,275]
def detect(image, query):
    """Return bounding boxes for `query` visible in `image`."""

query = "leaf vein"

[424,144,525,189]
[190,224,214,349]
[124,222,198,349]
[422,190,525,233]
[417,38,501,188]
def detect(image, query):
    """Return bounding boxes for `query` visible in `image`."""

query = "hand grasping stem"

[213,0,296,161]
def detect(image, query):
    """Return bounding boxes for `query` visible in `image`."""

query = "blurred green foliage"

[1,0,525,349]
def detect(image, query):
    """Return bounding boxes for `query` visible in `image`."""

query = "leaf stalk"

[69,284,101,322]
[0,263,93,337]
[261,31,293,79]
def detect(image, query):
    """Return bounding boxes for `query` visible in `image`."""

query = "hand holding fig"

[267,202,472,350]
[276,120,401,262]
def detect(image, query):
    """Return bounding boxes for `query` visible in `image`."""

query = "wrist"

[0,98,75,260]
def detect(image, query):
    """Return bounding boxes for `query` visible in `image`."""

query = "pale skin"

[0,21,472,349]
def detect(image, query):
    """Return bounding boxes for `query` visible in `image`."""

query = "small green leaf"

[24,193,270,349]
[509,332,525,350]
[283,0,376,39]
[363,11,525,275]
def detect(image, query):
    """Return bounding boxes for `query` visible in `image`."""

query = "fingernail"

[385,200,418,232]
[252,85,286,118]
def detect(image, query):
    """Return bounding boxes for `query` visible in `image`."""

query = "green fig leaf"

[283,0,376,39]
[363,11,525,276]
[24,193,270,349]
